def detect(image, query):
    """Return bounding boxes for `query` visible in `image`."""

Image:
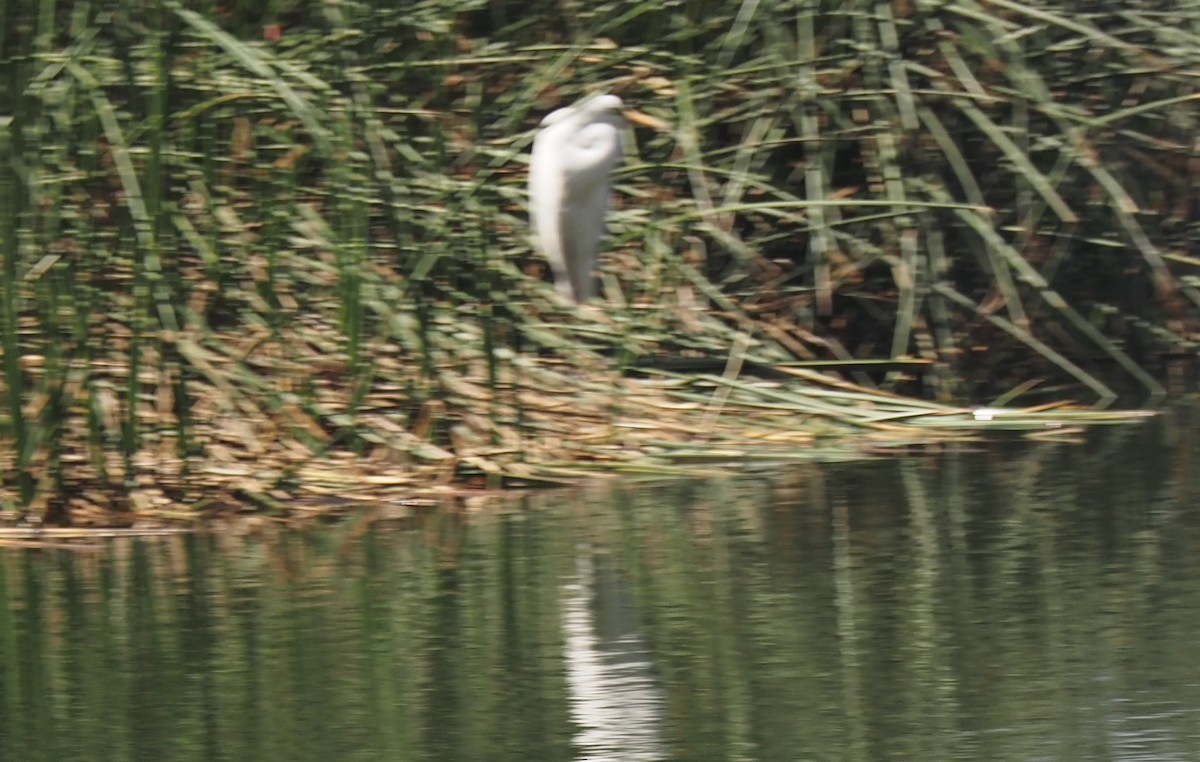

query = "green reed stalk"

[0,117,31,504]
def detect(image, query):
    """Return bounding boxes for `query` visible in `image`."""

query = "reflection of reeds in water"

[562,549,667,762]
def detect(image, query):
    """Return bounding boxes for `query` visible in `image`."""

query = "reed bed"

[0,0,1188,522]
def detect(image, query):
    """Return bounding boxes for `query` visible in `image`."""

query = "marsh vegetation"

[0,1,1192,520]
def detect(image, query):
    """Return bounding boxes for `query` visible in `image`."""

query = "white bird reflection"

[561,549,667,761]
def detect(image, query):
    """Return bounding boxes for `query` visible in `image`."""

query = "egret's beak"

[623,108,671,133]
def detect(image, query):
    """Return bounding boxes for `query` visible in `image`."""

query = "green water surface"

[2,416,1198,761]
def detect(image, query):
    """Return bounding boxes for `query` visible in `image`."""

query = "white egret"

[528,93,627,303]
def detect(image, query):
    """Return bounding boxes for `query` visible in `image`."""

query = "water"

[2,415,1199,761]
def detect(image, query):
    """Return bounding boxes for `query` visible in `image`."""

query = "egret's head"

[592,95,670,133]
[566,94,627,129]
[587,94,625,115]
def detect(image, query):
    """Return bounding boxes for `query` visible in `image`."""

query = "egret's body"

[529,94,626,303]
